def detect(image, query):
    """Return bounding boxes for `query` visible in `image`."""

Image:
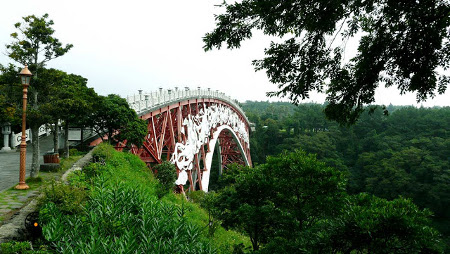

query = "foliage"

[68,148,83,157]
[0,241,49,254]
[39,69,97,157]
[5,13,73,176]
[90,94,146,147]
[204,1,450,124]
[38,144,249,253]
[92,143,114,162]
[187,191,221,237]
[212,149,444,252]
[243,101,450,250]
[0,64,22,125]
[82,162,107,179]
[0,241,32,254]
[153,161,177,198]
[6,13,73,68]
[40,181,87,215]
[213,165,278,251]
[318,193,444,253]
[66,170,89,189]
[116,117,147,147]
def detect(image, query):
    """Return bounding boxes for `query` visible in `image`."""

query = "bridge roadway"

[0,135,54,192]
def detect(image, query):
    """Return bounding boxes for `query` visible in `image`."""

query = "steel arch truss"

[130,98,251,192]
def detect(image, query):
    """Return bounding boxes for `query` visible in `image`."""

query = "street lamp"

[15,64,32,190]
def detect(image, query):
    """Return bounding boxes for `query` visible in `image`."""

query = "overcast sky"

[0,0,448,106]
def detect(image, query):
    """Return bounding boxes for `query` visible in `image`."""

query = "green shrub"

[0,241,49,254]
[0,241,32,254]
[67,170,89,189]
[69,148,83,156]
[82,162,106,178]
[40,181,87,214]
[187,190,207,204]
[154,161,177,198]
[91,143,113,162]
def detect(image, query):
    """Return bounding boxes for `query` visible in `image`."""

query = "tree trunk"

[30,92,40,178]
[64,121,69,158]
[80,126,84,150]
[30,125,40,178]
[53,121,59,153]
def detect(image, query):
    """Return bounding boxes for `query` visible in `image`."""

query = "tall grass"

[39,144,249,253]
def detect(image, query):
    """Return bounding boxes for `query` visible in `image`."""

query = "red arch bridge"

[101,88,251,192]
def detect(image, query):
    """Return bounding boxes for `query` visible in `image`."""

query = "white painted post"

[11,131,17,147]
[138,90,143,113]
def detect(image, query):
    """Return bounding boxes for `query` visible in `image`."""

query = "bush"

[67,170,89,189]
[0,241,49,254]
[153,161,177,198]
[82,162,106,178]
[40,181,87,215]
[0,241,32,254]
[91,143,113,162]
[187,190,207,204]
[69,148,83,156]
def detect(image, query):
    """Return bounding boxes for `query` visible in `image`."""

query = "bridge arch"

[202,125,250,191]
[125,88,252,192]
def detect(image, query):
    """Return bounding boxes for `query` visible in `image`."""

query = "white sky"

[0,0,448,106]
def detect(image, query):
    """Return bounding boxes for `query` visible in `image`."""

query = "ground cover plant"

[39,144,249,253]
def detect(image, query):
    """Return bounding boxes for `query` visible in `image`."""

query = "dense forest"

[240,101,450,248]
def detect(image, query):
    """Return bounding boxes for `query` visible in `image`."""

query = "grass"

[162,193,251,253]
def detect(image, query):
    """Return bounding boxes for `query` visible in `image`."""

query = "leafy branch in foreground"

[204,0,450,124]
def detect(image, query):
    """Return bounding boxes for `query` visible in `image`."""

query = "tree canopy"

[5,13,73,176]
[6,13,73,69]
[241,100,450,250]
[0,64,22,125]
[208,150,443,252]
[204,0,450,124]
[91,94,147,147]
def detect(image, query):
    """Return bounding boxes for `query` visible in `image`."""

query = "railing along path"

[126,88,249,124]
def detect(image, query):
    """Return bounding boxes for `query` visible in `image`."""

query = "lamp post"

[15,65,32,190]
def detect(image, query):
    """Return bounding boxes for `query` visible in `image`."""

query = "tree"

[213,165,277,251]
[6,14,73,70]
[116,117,147,149]
[41,70,97,158]
[212,149,444,252]
[0,64,22,125]
[6,13,73,176]
[204,1,450,124]
[153,161,177,198]
[90,94,146,147]
[321,193,444,253]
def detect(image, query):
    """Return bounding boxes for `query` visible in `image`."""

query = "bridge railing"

[126,88,249,124]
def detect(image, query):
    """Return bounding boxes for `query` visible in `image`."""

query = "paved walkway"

[0,135,55,192]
